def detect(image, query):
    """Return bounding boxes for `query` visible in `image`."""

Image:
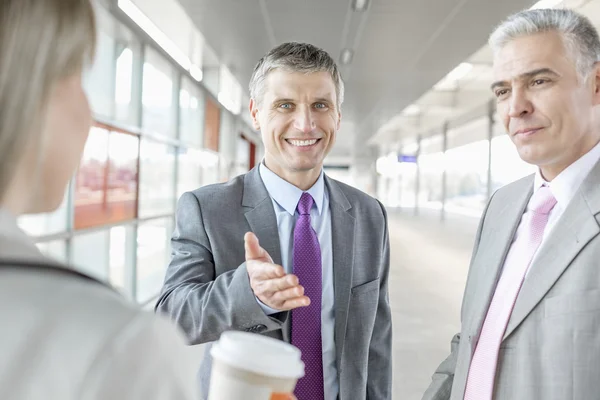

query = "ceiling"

[177,0,537,161]
[368,0,600,150]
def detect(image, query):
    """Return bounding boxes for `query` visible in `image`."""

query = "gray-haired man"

[156,42,392,400]
[423,8,600,400]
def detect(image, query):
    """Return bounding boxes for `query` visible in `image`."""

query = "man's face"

[493,31,600,180]
[250,69,341,186]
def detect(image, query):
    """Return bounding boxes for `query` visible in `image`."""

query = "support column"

[441,122,449,221]
[414,133,422,216]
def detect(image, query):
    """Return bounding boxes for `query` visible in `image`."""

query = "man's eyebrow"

[490,68,560,91]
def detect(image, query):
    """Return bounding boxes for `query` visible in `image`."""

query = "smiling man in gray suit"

[423,8,600,400]
[155,42,392,400]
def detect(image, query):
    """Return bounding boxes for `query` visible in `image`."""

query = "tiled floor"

[387,208,478,399]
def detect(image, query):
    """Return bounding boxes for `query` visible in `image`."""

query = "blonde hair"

[0,0,96,201]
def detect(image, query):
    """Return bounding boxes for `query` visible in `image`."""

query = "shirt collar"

[259,162,325,216]
[534,140,600,208]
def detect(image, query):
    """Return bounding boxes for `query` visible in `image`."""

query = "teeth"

[288,139,318,147]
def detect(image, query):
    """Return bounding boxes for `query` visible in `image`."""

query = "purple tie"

[292,192,324,400]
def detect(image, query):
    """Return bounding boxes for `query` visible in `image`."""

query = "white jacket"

[0,210,199,400]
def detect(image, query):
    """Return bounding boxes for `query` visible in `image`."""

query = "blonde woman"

[0,1,198,399]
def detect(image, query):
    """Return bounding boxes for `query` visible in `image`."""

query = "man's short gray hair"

[249,42,345,110]
[489,8,600,79]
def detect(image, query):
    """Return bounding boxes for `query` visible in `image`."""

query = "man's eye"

[495,89,509,98]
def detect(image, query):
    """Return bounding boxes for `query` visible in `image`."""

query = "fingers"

[261,273,298,291]
[250,269,294,298]
[280,296,311,311]
[259,276,311,310]
[249,260,285,280]
[260,289,310,311]
[250,270,311,311]
[244,232,273,263]
[244,232,310,311]
[270,285,306,303]
[244,232,263,260]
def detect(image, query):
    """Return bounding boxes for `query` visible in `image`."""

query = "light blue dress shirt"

[257,163,338,400]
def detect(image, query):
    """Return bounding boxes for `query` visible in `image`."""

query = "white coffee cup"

[208,331,305,400]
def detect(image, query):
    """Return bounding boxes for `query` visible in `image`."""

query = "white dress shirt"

[510,140,600,277]
[257,163,338,400]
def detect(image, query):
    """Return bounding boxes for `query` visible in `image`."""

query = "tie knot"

[530,185,557,215]
[297,192,314,215]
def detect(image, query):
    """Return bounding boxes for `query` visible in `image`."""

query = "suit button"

[245,325,267,333]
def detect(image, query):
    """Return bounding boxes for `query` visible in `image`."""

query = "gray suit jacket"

[155,166,392,399]
[423,158,600,400]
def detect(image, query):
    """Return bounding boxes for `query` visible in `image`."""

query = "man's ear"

[587,61,600,105]
[249,98,261,130]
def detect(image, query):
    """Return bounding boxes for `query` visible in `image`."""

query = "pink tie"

[464,185,557,400]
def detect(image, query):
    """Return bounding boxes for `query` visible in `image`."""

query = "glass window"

[396,162,418,208]
[419,158,444,210]
[179,77,205,146]
[74,127,139,229]
[377,150,417,208]
[200,149,220,186]
[109,225,136,299]
[233,136,250,177]
[18,187,69,237]
[83,3,115,119]
[139,139,176,217]
[491,135,536,190]
[445,140,490,217]
[74,127,110,230]
[218,65,242,115]
[177,148,203,197]
[36,240,68,263]
[136,218,172,303]
[114,26,142,126]
[71,230,110,280]
[204,98,220,152]
[142,47,177,138]
[107,132,139,222]
[83,5,141,124]
[416,135,444,211]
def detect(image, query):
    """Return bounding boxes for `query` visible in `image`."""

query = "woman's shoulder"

[0,264,195,398]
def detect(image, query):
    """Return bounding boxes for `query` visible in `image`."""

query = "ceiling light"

[403,105,420,116]
[446,62,473,82]
[351,0,370,12]
[118,0,191,70]
[190,65,203,82]
[340,49,354,65]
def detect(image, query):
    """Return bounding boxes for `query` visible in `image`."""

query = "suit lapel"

[504,161,600,339]
[325,176,355,371]
[242,167,283,267]
[465,176,533,349]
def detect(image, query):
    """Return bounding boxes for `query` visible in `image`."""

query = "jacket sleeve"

[421,191,495,400]
[154,192,286,345]
[366,200,393,399]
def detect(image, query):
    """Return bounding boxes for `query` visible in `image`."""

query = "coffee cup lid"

[211,331,305,379]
